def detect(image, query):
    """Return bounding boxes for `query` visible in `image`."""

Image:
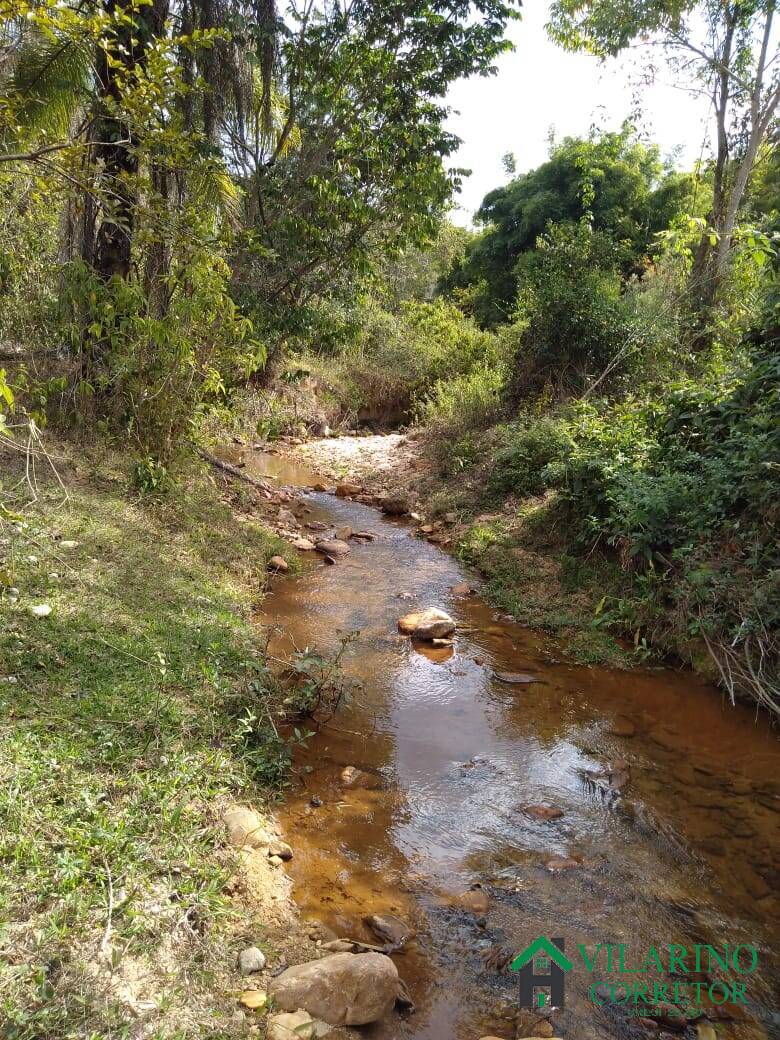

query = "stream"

[250,447,779,1040]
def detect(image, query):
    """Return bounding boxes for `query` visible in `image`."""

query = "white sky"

[445,3,715,226]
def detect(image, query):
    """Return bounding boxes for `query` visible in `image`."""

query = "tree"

[441,127,694,326]
[224,1,520,343]
[548,0,780,306]
[0,0,522,451]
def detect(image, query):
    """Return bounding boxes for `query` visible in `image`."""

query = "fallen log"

[196,447,272,492]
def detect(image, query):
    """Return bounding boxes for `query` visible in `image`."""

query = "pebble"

[239,989,268,1009]
[609,715,636,737]
[455,885,490,913]
[521,804,564,821]
[268,841,293,861]
[239,947,267,974]
[29,603,52,618]
[544,856,580,872]
[268,1010,332,1039]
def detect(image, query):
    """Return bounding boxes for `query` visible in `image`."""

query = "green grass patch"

[456,509,631,668]
[0,442,293,1038]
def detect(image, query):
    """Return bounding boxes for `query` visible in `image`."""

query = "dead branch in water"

[196,447,272,493]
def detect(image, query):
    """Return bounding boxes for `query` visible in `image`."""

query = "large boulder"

[268,952,398,1026]
[398,607,455,641]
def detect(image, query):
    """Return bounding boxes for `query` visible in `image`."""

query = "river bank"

[0,436,353,1040]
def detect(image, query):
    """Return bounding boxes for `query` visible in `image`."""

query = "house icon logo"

[510,936,573,1008]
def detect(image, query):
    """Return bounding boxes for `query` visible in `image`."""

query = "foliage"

[0,0,521,456]
[416,363,505,441]
[441,127,696,326]
[487,414,572,498]
[285,632,360,723]
[507,221,654,395]
[229,0,521,338]
[548,0,780,305]
[471,311,780,709]
[63,245,262,459]
[0,175,60,349]
[295,297,501,428]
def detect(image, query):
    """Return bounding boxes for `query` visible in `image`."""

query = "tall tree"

[548,0,780,306]
[441,128,694,326]
[225,0,521,331]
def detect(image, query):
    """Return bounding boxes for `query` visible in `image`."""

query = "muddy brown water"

[250,449,780,1040]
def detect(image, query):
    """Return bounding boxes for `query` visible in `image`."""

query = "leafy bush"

[295,297,500,427]
[548,347,780,708]
[509,221,652,396]
[416,363,505,440]
[473,303,779,709]
[63,242,263,459]
[487,414,572,497]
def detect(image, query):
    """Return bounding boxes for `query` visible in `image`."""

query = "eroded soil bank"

[250,445,780,1040]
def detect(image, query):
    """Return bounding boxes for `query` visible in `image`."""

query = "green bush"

[415,363,505,439]
[510,221,652,396]
[548,346,780,707]
[487,415,571,497]
[63,245,262,459]
[467,317,779,708]
[295,297,500,427]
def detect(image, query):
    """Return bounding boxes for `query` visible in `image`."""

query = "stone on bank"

[268,951,399,1026]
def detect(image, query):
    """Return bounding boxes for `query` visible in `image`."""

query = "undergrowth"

[0,439,297,1038]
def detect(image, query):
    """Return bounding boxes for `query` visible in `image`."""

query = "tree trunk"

[88,0,167,283]
[714,3,778,282]
[688,5,735,313]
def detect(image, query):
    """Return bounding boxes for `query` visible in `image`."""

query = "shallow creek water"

[250,448,779,1040]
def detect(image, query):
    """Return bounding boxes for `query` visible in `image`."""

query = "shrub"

[546,347,780,709]
[509,221,653,397]
[292,297,501,428]
[487,415,572,497]
[63,246,263,460]
[415,363,505,440]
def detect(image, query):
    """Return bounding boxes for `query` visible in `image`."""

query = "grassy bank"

[0,437,297,1038]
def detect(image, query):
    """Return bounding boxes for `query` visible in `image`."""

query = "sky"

[444,3,715,226]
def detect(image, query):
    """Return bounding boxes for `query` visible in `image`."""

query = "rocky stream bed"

[214,437,779,1040]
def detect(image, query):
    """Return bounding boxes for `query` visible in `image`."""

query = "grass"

[0,438,296,1038]
[416,476,630,667]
